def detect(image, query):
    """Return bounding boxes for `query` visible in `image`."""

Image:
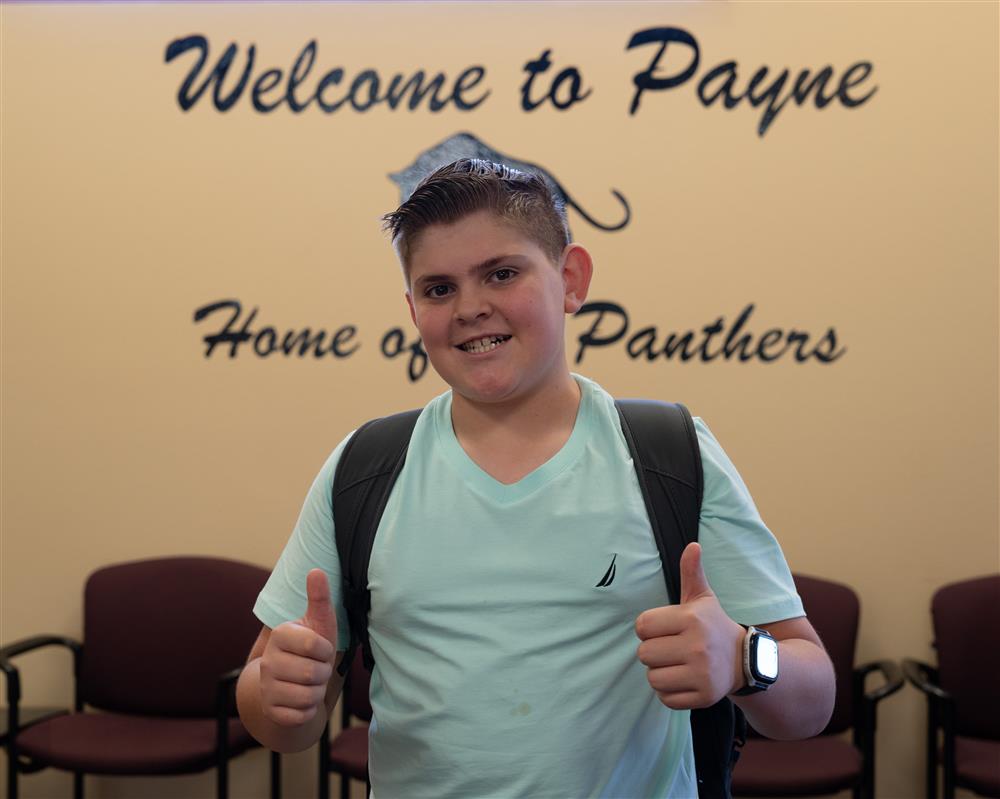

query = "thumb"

[679,542,714,603]
[302,568,338,648]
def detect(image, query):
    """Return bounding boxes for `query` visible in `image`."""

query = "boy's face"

[404,210,590,408]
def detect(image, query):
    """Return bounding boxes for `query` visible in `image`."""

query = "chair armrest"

[216,666,243,717]
[0,635,82,666]
[0,635,83,707]
[218,666,243,688]
[904,656,957,795]
[0,634,83,758]
[850,658,904,788]
[214,664,254,766]
[857,659,904,704]
[902,658,952,702]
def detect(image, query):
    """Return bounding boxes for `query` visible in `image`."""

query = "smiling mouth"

[457,335,512,354]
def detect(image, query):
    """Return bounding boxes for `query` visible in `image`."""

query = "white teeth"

[461,335,510,354]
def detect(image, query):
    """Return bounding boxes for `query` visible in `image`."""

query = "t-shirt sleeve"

[253,432,355,652]
[694,418,804,626]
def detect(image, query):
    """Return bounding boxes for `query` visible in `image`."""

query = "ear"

[405,291,417,326]
[559,244,593,314]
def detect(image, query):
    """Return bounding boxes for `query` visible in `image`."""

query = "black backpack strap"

[615,399,743,799]
[332,409,420,676]
[615,399,702,604]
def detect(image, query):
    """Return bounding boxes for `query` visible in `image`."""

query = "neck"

[451,372,581,445]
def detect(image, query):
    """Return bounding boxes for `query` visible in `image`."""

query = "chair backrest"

[344,647,373,723]
[80,556,269,717]
[791,573,859,735]
[931,574,1000,739]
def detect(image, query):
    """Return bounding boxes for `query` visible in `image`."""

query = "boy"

[236,160,835,798]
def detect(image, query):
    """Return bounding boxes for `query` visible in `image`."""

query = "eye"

[490,267,517,283]
[424,284,453,299]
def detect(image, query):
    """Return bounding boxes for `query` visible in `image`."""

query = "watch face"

[755,633,779,681]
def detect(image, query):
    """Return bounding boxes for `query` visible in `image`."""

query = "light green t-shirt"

[255,375,803,799]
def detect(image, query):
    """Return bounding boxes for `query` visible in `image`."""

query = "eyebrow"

[413,255,522,290]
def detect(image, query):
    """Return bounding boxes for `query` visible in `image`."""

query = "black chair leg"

[860,740,875,799]
[927,699,939,799]
[942,703,956,799]
[270,750,281,799]
[217,758,229,799]
[73,771,84,799]
[7,750,18,799]
[318,721,330,799]
[340,775,349,799]
[942,748,956,799]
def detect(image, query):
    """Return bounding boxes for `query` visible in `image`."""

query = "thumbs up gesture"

[260,569,339,727]
[635,543,746,710]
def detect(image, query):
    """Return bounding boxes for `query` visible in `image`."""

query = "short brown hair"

[382,159,570,273]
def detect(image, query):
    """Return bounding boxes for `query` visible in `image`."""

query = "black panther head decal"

[389,132,631,238]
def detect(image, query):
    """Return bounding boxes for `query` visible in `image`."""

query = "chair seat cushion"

[328,724,369,780]
[15,712,258,775]
[732,736,862,796]
[956,736,1000,797]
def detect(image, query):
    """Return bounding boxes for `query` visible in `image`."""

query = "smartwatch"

[733,625,779,696]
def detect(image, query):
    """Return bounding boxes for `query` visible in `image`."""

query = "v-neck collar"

[433,375,594,505]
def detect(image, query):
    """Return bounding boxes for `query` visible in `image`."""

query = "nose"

[454,287,491,324]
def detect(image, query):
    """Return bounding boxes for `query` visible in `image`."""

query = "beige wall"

[2,2,997,798]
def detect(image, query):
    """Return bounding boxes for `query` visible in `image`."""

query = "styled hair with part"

[382,159,570,273]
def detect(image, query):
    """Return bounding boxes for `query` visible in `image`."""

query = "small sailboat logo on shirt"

[595,554,617,588]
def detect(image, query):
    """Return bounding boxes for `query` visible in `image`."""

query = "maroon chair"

[904,574,1000,799]
[0,556,280,799]
[732,574,902,799]
[319,647,371,799]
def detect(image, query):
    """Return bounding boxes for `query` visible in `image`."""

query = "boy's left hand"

[635,542,747,709]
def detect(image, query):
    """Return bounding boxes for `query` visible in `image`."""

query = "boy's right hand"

[259,568,338,727]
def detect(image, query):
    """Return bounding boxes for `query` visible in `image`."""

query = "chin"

[456,383,514,406]
[453,374,522,406]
